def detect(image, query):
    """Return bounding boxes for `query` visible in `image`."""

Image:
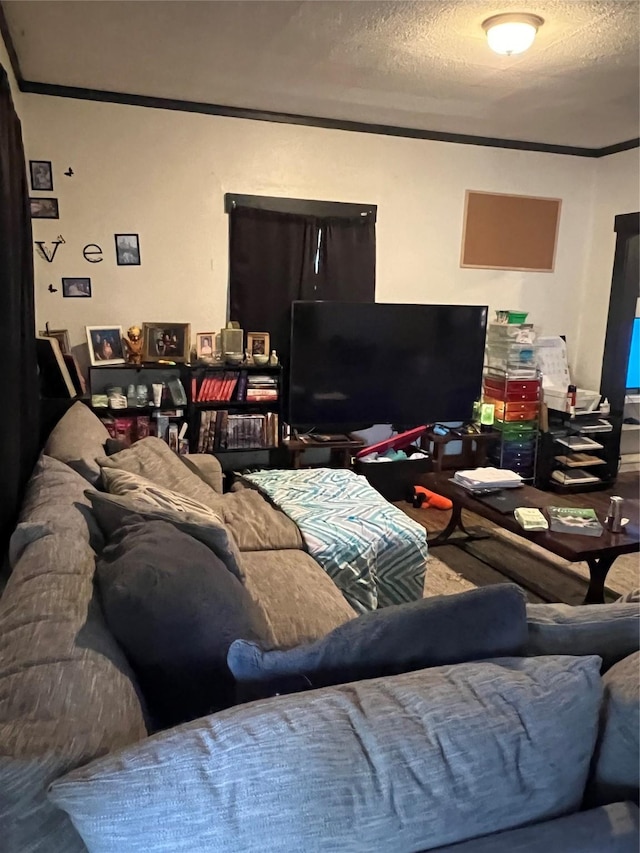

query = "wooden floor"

[395,472,640,605]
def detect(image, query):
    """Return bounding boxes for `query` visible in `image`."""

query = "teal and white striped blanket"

[241,468,428,613]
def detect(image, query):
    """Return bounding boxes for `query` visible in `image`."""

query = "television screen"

[288,301,488,428]
[627,317,640,390]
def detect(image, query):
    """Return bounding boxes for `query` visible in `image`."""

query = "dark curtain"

[0,66,39,559]
[316,215,376,302]
[229,206,317,363]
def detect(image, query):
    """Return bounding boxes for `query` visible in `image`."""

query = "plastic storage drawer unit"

[483,378,540,403]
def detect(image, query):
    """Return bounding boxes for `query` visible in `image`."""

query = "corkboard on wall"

[461,190,562,272]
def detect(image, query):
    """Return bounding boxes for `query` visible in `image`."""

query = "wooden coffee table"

[419,472,639,605]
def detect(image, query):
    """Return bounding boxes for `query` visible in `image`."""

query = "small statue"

[124,325,144,365]
[269,349,279,366]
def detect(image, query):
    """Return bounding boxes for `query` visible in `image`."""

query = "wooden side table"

[425,429,500,472]
[283,436,365,469]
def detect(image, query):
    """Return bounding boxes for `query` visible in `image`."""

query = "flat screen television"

[626,317,640,391]
[288,301,488,428]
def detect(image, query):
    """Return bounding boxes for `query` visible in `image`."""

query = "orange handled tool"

[408,486,453,511]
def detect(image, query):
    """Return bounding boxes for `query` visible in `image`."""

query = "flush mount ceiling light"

[482,13,544,56]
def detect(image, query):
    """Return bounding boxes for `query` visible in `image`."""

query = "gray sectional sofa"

[0,402,638,853]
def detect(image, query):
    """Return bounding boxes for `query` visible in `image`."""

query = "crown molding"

[2,0,635,161]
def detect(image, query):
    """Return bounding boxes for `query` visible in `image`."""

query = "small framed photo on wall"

[247,332,270,358]
[114,233,141,266]
[86,326,126,366]
[62,277,92,298]
[30,197,59,219]
[29,160,53,191]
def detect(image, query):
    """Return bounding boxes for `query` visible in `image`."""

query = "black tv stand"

[284,435,365,468]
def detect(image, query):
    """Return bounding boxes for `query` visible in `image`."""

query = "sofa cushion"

[43,401,110,484]
[228,584,528,700]
[48,655,602,853]
[180,453,224,494]
[96,519,270,729]
[0,534,148,853]
[97,437,225,511]
[9,454,104,565]
[587,651,640,807]
[98,468,243,580]
[239,548,356,649]
[525,602,640,672]
[219,486,303,551]
[429,802,639,853]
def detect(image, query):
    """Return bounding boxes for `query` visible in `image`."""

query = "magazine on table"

[546,506,603,537]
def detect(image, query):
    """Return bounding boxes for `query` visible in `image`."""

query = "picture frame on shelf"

[62,277,92,298]
[38,328,70,355]
[142,322,190,363]
[30,197,59,219]
[114,233,141,266]
[29,160,53,191]
[247,331,270,357]
[86,325,126,366]
[195,331,217,361]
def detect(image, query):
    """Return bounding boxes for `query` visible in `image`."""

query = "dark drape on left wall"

[0,65,39,560]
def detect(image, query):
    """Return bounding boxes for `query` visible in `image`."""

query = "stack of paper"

[537,336,601,413]
[453,467,524,492]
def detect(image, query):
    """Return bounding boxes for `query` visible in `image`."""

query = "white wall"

[573,147,640,390]
[21,93,625,379]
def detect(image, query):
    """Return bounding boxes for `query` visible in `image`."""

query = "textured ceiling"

[4,0,640,147]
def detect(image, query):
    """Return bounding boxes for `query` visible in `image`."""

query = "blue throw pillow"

[228,583,527,701]
[525,602,640,672]
[49,656,603,853]
[97,518,269,729]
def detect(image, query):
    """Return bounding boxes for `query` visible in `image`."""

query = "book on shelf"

[249,374,278,384]
[545,506,604,537]
[551,469,602,487]
[236,370,248,401]
[197,409,279,451]
[245,391,279,401]
[212,409,229,451]
[196,409,217,453]
[206,411,217,453]
[578,420,613,433]
[554,453,607,468]
[555,435,604,452]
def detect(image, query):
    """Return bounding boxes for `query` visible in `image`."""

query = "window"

[226,194,376,364]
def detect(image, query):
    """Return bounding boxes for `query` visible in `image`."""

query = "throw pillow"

[227,583,527,701]
[43,401,110,484]
[97,468,243,580]
[48,656,603,853]
[617,588,640,603]
[97,437,224,512]
[525,602,640,672]
[586,650,639,807]
[95,518,270,729]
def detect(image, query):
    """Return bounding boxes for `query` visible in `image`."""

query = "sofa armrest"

[181,454,224,494]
